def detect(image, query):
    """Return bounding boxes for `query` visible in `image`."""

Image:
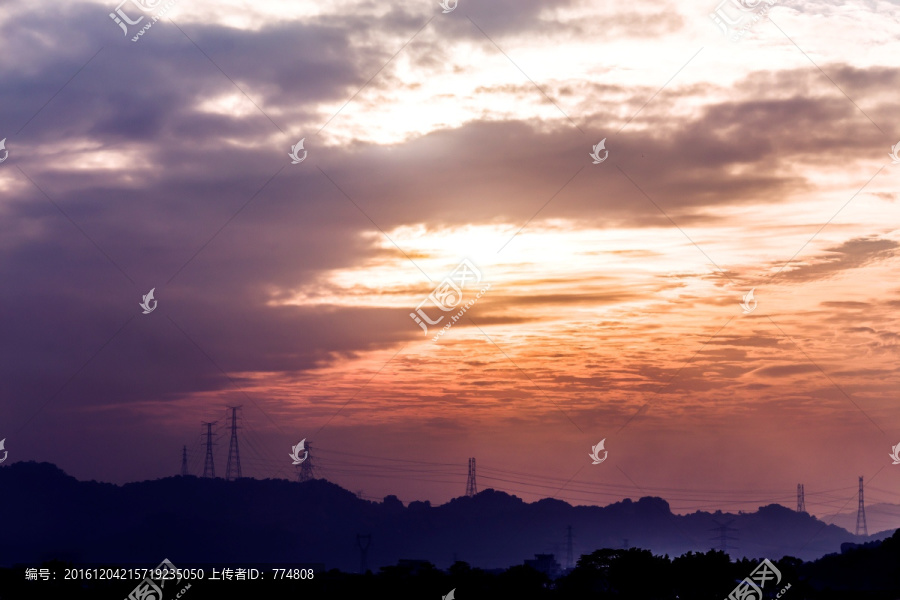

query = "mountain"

[1,462,893,570]
[821,502,900,535]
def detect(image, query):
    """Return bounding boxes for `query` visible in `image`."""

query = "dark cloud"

[705,335,784,348]
[754,364,819,377]
[779,237,899,283]
[1,0,898,495]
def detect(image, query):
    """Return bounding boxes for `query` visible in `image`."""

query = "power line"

[314,448,859,512]
[176,421,872,517]
[314,446,460,467]
[318,448,856,502]
[239,417,294,480]
[315,447,853,503]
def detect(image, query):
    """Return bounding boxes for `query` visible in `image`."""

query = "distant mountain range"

[1,462,894,570]
[821,502,900,534]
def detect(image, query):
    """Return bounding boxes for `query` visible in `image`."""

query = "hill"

[1,462,892,570]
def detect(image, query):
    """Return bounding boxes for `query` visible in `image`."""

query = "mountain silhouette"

[821,501,900,533]
[1,462,892,571]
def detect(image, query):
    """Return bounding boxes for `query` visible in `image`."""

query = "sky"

[1,0,900,530]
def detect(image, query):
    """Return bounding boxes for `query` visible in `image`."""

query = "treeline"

[2,530,899,600]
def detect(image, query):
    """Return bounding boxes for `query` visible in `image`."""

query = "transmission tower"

[565,525,574,570]
[225,406,242,481]
[797,484,805,513]
[466,457,477,497]
[201,421,217,478]
[297,440,315,482]
[180,445,189,476]
[856,476,867,536]
[709,519,738,553]
[356,534,371,574]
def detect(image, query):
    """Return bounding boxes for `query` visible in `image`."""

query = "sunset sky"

[2,0,899,530]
